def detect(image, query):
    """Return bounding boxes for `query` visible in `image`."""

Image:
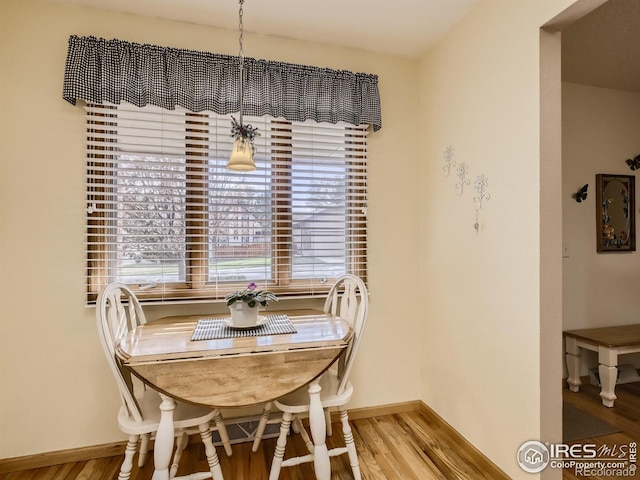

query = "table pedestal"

[308,379,330,480]
[151,394,222,480]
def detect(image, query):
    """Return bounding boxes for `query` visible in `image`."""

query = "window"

[86,103,368,303]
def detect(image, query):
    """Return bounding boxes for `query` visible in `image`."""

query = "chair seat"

[273,371,353,414]
[118,388,216,435]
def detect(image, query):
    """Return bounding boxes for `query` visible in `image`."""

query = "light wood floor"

[0,409,509,480]
[4,386,639,480]
[563,379,640,480]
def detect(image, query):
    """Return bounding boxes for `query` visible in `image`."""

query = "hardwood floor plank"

[75,459,111,480]
[353,417,419,479]
[370,416,447,480]
[398,410,490,480]
[13,466,59,480]
[348,419,389,480]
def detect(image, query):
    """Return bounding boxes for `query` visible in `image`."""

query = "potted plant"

[225,282,277,327]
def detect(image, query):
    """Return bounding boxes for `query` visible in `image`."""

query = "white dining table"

[116,309,352,480]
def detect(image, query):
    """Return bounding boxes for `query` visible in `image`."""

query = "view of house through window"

[85,102,368,302]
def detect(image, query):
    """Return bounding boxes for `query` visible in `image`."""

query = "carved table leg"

[565,336,582,392]
[308,379,330,480]
[598,346,618,408]
[152,394,176,480]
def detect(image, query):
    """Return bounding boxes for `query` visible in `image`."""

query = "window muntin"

[86,103,367,303]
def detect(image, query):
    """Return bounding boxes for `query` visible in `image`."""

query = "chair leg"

[269,411,293,480]
[339,407,361,480]
[252,402,272,452]
[170,431,189,478]
[324,407,333,436]
[293,416,314,454]
[118,434,139,480]
[138,433,150,467]
[212,408,232,457]
[199,423,224,480]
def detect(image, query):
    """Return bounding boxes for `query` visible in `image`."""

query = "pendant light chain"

[238,0,245,125]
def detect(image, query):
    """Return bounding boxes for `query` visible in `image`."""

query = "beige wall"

[0,0,422,458]
[418,1,576,478]
[562,82,640,371]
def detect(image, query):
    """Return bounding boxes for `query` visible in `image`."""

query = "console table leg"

[598,346,618,408]
[565,336,581,392]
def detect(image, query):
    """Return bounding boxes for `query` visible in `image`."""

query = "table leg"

[565,336,582,392]
[152,394,176,480]
[308,379,330,480]
[598,346,618,408]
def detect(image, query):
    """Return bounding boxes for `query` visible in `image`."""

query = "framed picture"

[596,174,636,252]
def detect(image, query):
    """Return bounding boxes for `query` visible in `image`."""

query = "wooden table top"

[564,324,640,347]
[115,309,353,406]
[117,309,352,364]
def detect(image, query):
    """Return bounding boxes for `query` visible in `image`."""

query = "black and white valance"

[62,35,382,131]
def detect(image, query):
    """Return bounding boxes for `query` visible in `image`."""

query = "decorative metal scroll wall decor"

[473,174,490,232]
[442,145,490,232]
[595,174,635,252]
[455,162,470,196]
[443,145,456,176]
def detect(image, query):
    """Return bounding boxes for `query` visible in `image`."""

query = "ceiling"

[40,0,639,92]
[40,0,479,58]
[562,0,640,93]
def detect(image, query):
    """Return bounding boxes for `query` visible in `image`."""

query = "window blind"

[85,102,368,303]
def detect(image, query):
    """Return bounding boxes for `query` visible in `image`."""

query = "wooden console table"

[564,325,640,407]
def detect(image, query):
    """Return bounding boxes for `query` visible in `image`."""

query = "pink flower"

[247,282,257,291]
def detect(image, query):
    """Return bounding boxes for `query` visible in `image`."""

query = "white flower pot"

[229,302,260,327]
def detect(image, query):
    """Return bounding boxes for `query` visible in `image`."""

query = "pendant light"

[227,0,258,171]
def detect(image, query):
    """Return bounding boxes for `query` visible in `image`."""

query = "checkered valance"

[62,35,382,131]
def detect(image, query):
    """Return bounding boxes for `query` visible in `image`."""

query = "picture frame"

[595,173,636,252]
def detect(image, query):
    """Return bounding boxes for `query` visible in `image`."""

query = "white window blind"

[85,102,368,303]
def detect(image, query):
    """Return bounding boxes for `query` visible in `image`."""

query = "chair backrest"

[323,274,369,395]
[96,283,148,423]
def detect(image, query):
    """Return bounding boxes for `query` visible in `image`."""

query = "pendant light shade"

[227,137,256,171]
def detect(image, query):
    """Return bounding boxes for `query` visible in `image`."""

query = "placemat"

[191,314,296,341]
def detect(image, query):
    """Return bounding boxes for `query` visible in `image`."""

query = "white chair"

[251,274,369,451]
[96,283,231,480]
[266,274,369,480]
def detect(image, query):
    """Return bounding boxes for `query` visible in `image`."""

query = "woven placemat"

[191,314,296,341]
